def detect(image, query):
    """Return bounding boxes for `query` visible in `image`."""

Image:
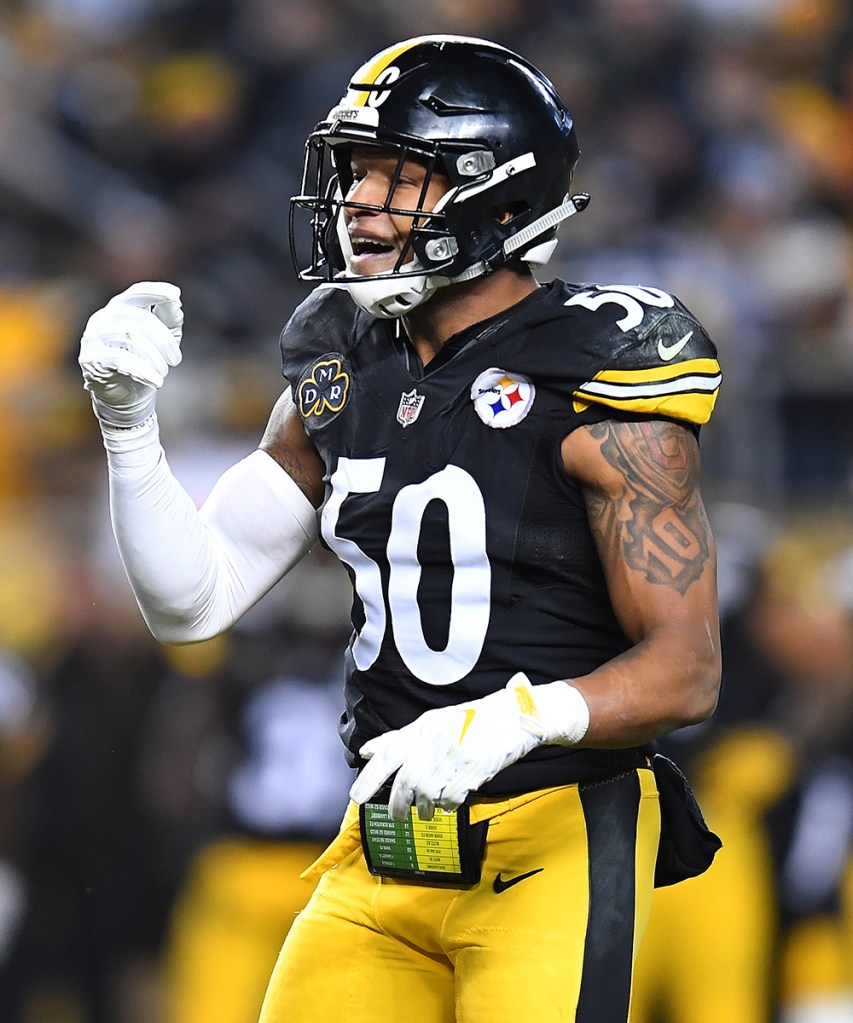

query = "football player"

[79,35,723,1023]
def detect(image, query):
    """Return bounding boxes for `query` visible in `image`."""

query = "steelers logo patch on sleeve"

[470,368,535,428]
[296,354,351,423]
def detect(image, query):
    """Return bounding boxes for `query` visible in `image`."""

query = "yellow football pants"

[259,769,660,1023]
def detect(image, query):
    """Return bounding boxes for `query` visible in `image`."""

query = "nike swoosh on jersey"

[492,868,544,893]
[657,329,694,362]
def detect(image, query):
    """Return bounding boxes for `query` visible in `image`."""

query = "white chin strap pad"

[335,211,441,318]
[346,270,440,319]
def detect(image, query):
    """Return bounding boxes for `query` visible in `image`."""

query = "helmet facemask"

[290,134,482,317]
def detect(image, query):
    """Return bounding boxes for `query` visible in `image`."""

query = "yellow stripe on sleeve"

[572,358,722,425]
[572,389,719,425]
[590,358,721,386]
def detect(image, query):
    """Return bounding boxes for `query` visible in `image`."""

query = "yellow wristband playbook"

[359,793,487,886]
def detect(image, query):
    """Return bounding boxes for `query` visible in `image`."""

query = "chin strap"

[504,192,590,258]
[436,192,592,285]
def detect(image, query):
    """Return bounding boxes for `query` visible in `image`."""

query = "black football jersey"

[279,279,721,794]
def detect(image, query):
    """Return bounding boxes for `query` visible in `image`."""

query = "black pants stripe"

[577,772,643,1022]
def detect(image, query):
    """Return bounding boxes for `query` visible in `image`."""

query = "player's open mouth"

[349,237,399,273]
[351,238,395,258]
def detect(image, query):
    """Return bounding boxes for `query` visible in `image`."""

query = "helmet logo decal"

[396,388,426,427]
[347,37,420,107]
[297,355,351,420]
[367,65,401,108]
[470,368,535,428]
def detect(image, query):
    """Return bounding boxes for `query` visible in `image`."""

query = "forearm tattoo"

[583,420,711,595]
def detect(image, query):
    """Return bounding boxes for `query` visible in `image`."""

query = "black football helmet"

[289,35,587,317]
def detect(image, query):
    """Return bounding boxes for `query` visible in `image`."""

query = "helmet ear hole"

[490,201,530,225]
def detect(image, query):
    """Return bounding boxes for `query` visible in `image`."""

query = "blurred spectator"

[633,516,853,1023]
[19,617,171,1023]
[0,652,51,1021]
[158,619,353,1023]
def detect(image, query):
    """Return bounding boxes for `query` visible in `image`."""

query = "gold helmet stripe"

[347,38,427,107]
[346,35,498,107]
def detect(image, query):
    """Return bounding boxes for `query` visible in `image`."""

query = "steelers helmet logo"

[470,368,535,429]
[297,355,350,421]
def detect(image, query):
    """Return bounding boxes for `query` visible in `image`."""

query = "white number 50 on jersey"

[564,284,673,331]
[321,457,491,686]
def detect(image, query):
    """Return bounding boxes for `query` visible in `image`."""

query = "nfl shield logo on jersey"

[470,368,536,428]
[396,388,425,428]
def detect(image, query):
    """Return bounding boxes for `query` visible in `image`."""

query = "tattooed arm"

[560,418,721,747]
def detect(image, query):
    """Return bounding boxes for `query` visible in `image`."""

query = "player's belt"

[359,790,487,886]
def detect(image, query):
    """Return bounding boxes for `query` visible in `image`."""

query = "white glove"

[79,281,183,429]
[350,673,590,821]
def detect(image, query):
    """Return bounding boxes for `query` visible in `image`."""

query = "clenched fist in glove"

[79,282,183,429]
[350,673,590,821]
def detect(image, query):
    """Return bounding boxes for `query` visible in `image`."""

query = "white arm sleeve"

[102,415,318,643]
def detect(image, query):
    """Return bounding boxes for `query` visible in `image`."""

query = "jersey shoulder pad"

[279,284,362,386]
[564,283,722,427]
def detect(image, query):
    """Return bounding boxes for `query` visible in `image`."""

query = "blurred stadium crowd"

[2,0,853,1020]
